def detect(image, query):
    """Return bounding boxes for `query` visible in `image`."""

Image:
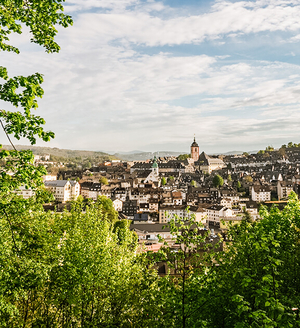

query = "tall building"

[152,156,159,175]
[191,137,199,161]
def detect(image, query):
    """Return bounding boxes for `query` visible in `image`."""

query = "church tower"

[152,156,159,175]
[191,136,199,161]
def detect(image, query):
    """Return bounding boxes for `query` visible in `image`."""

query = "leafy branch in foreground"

[0,0,72,192]
[201,192,300,328]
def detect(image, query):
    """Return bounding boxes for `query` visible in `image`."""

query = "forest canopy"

[1,193,300,326]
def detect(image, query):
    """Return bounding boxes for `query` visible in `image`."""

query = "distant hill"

[1,145,118,161]
[216,150,259,156]
[1,145,261,161]
[114,151,182,161]
[222,151,244,155]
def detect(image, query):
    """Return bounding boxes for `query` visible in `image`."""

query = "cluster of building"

[15,139,300,249]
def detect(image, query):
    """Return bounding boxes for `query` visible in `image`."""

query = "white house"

[159,205,207,224]
[206,204,234,226]
[70,180,80,199]
[159,205,191,223]
[220,198,233,209]
[277,181,293,200]
[251,185,271,202]
[44,180,80,202]
[43,175,57,181]
[112,198,123,212]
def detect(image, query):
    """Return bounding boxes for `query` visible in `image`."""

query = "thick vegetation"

[1,194,300,327]
[0,195,156,327]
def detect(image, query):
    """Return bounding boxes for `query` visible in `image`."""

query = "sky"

[2,0,300,154]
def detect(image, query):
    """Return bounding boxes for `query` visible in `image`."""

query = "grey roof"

[130,223,171,232]
[136,170,152,178]
[253,185,271,192]
[44,180,69,187]
[197,152,224,166]
[207,204,224,211]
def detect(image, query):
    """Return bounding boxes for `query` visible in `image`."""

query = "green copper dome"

[152,156,158,168]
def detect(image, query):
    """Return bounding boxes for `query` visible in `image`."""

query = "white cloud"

[64,0,140,12]
[62,0,300,47]
[2,0,300,152]
[285,34,300,42]
[3,40,299,152]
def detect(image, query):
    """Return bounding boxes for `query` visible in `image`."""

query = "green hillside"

[1,145,118,161]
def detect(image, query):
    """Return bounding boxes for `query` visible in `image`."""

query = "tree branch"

[1,207,20,254]
[0,116,17,151]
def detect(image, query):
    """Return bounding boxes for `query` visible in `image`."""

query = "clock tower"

[190,136,199,161]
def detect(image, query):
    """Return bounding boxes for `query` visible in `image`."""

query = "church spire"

[152,156,159,175]
[191,136,199,161]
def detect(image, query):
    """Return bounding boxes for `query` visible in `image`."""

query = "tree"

[258,150,265,154]
[190,180,196,187]
[227,174,232,182]
[85,161,92,169]
[213,174,224,188]
[0,4,74,324]
[237,181,242,190]
[244,175,253,183]
[265,145,274,151]
[0,196,159,326]
[161,177,167,185]
[154,215,211,328]
[0,1,73,194]
[201,193,300,327]
[96,195,118,222]
[242,207,253,223]
[99,176,109,185]
[243,152,249,156]
[177,154,191,161]
[279,147,286,157]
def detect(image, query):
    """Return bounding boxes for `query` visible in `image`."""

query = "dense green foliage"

[190,180,196,187]
[0,195,156,327]
[2,192,300,327]
[244,175,253,183]
[154,216,213,328]
[0,0,72,193]
[99,176,109,185]
[201,193,300,327]
[265,146,274,152]
[213,174,224,188]
[281,142,300,148]
[177,154,191,161]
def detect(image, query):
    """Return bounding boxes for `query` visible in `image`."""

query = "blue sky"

[2,0,300,154]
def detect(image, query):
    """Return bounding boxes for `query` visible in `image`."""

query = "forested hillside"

[1,144,118,162]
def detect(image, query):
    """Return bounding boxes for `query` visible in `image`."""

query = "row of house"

[13,141,300,241]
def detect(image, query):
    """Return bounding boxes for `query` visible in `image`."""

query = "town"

[15,139,300,250]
